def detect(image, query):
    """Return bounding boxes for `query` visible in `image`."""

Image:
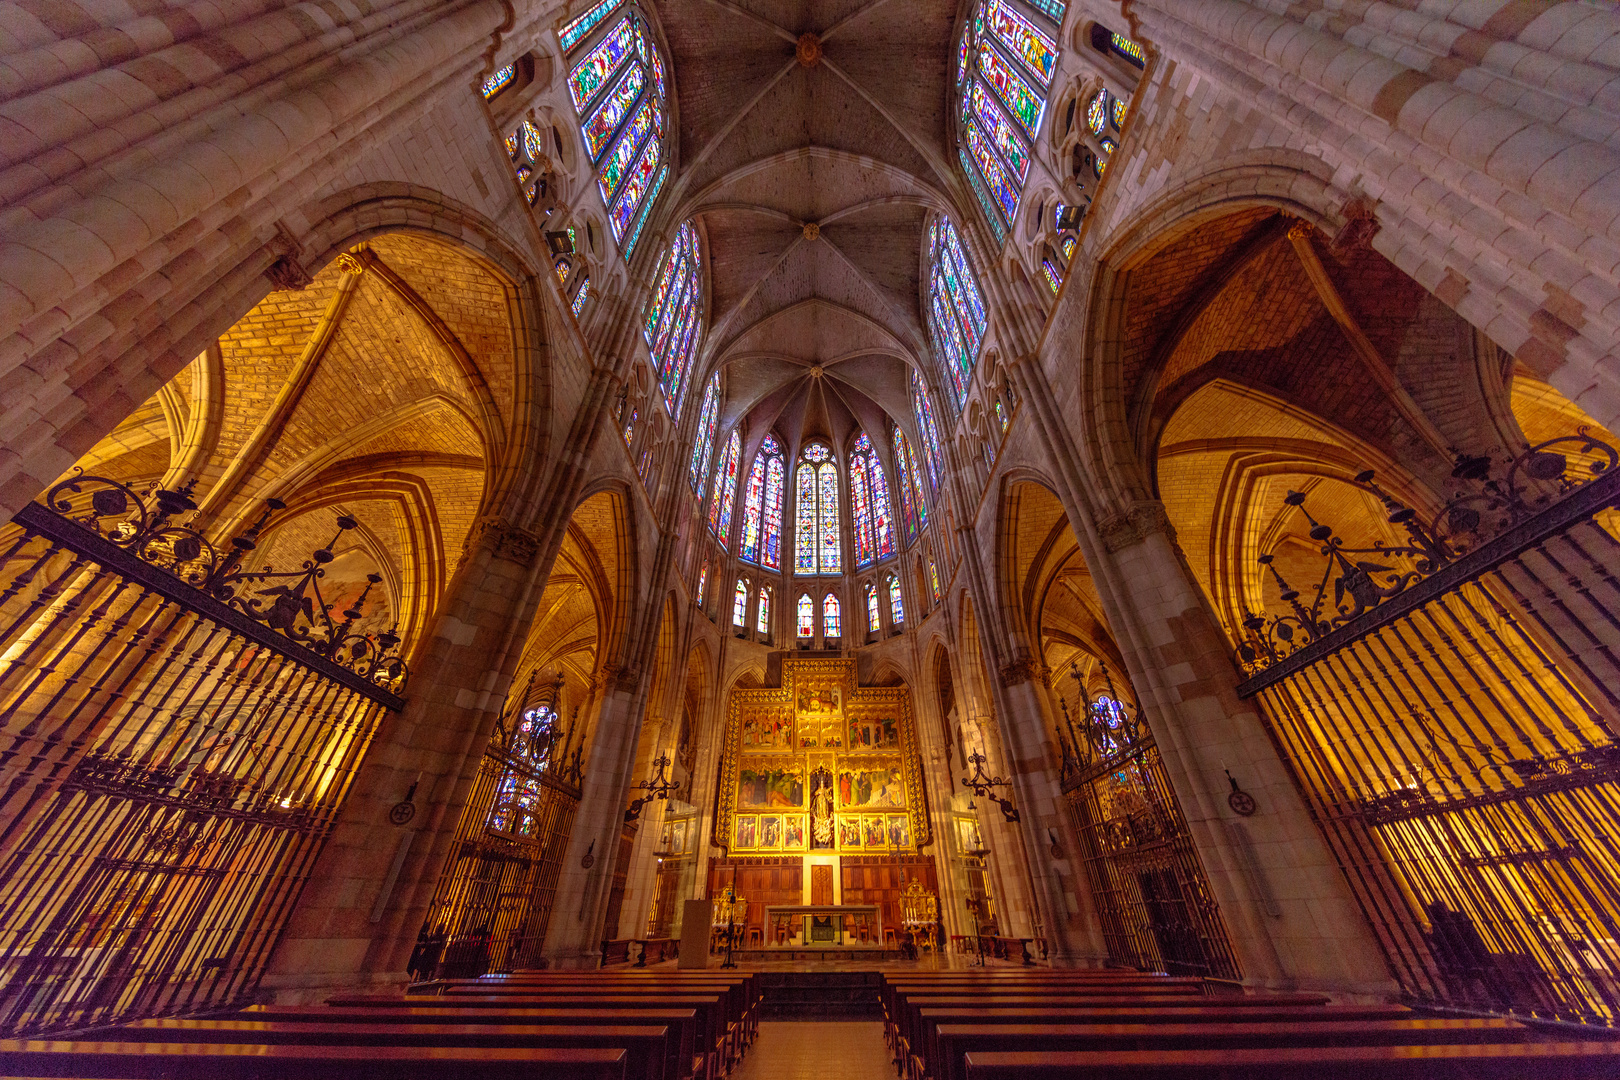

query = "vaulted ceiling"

[658,0,964,450]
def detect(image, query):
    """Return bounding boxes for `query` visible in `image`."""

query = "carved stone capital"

[465,516,541,566]
[1098,501,1174,553]
[998,656,1044,688]
[1329,196,1380,257]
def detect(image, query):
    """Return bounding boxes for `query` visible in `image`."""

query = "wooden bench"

[959,1042,1620,1079]
[0,1039,628,1079]
[929,1019,1534,1080]
[241,1005,699,1080]
[115,1019,672,1080]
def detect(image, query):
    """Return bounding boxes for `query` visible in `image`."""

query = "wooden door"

[811,864,833,905]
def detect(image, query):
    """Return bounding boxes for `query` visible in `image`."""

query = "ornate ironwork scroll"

[1231,432,1620,1025]
[0,476,409,1035]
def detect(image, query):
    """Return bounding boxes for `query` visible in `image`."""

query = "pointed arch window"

[733,579,748,627]
[926,218,989,411]
[756,587,771,634]
[623,407,638,446]
[645,222,704,414]
[696,559,709,606]
[563,1,670,257]
[955,0,1062,241]
[688,373,721,495]
[893,427,929,543]
[797,594,814,638]
[824,593,842,638]
[929,559,942,602]
[849,432,897,568]
[911,371,946,497]
[865,583,881,633]
[887,575,905,626]
[739,433,785,570]
[795,443,841,575]
[708,430,741,543]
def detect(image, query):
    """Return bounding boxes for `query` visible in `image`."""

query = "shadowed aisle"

[728,1021,893,1080]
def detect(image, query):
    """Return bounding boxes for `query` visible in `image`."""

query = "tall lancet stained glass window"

[824,593,842,638]
[563,1,670,257]
[739,434,785,570]
[797,594,814,638]
[645,222,704,414]
[795,443,841,576]
[688,373,720,495]
[926,217,989,411]
[911,371,945,497]
[956,0,1062,242]
[893,427,929,543]
[849,432,897,568]
[708,430,741,544]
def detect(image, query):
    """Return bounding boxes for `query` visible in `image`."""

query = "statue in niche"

[809,767,835,848]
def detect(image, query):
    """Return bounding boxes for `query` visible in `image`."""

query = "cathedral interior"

[3,0,1620,1071]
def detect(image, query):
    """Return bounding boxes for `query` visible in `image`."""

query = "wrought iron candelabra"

[961,750,1020,823]
[624,753,680,823]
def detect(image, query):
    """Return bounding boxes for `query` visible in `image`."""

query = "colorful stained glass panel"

[817,463,841,573]
[560,0,625,52]
[968,82,1030,182]
[610,133,662,239]
[482,63,515,98]
[569,17,636,110]
[824,594,841,638]
[689,374,720,493]
[985,0,1057,85]
[598,97,654,204]
[795,463,818,575]
[709,431,740,542]
[797,595,813,637]
[963,116,1020,223]
[978,40,1043,137]
[582,61,645,160]
[888,576,905,625]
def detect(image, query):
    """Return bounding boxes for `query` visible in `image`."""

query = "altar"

[764,904,881,947]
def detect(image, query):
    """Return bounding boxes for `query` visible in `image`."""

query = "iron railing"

[0,474,407,1034]
[1235,434,1620,1024]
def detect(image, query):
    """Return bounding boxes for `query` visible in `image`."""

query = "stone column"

[1091,505,1392,994]
[260,517,545,997]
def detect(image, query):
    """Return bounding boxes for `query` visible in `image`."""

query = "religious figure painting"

[784,815,806,849]
[735,816,757,848]
[837,763,906,809]
[838,817,862,847]
[738,763,805,808]
[888,814,911,848]
[760,815,782,848]
[864,816,887,847]
[846,716,899,750]
[808,768,835,847]
[796,685,845,748]
[741,712,792,749]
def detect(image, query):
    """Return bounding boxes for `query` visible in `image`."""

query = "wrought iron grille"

[1235,434,1620,1024]
[0,474,407,1035]
[419,676,583,975]
[1057,670,1240,980]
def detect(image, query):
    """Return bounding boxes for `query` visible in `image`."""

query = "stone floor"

[731,1021,894,1080]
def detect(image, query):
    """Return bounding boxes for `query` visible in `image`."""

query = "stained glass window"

[956,0,1062,237]
[564,3,669,256]
[1086,90,1108,136]
[929,559,942,602]
[739,433,784,570]
[697,559,709,605]
[797,594,814,637]
[756,587,771,634]
[504,119,549,205]
[623,408,637,446]
[482,63,516,99]
[1109,32,1146,68]
[572,274,591,315]
[689,374,721,495]
[708,430,740,543]
[926,218,988,411]
[994,398,1009,432]
[488,704,562,837]
[865,584,880,633]
[849,432,897,568]
[733,579,748,626]
[795,443,840,575]
[1060,235,1076,262]
[911,371,945,497]
[893,428,930,543]
[888,575,905,625]
[1041,257,1062,293]
[824,593,841,638]
[1111,94,1127,129]
[644,221,703,415]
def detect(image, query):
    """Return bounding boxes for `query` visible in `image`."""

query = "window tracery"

[708,430,740,543]
[955,0,1063,241]
[739,433,784,570]
[689,373,721,495]
[849,432,897,568]
[644,222,703,415]
[926,218,989,412]
[794,442,841,575]
[563,2,670,258]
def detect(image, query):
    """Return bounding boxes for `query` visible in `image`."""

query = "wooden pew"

[241,1005,699,1080]
[930,1018,1534,1080]
[0,1039,627,1079]
[112,1019,672,1080]
[959,1042,1620,1079]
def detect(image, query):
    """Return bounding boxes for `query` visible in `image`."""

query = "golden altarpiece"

[711,659,936,947]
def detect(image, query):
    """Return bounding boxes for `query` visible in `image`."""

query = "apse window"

[893,426,930,544]
[797,595,814,638]
[561,0,671,258]
[849,432,897,568]
[795,442,842,576]
[911,370,946,496]
[688,373,721,494]
[733,579,748,627]
[925,217,989,411]
[865,584,881,633]
[955,0,1063,243]
[739,433,785,571]
[644,221,704,414]
[708,430,741,544]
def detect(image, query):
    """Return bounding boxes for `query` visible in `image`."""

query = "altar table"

[763,904,881,946]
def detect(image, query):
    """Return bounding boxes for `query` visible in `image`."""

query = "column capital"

[998,656,1049,688]
[464,515,541,567]
[1097,500,1174,553]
